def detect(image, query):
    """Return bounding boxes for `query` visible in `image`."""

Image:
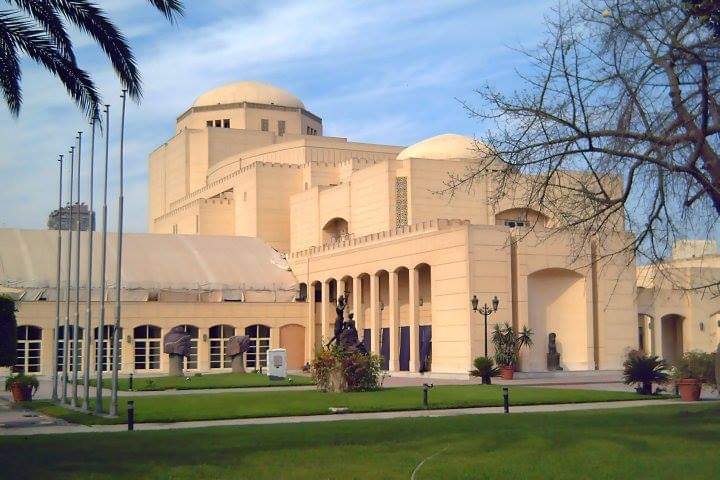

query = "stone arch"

[495,207,548,228]
[280,323,305,370]
[322,217,349,244]
[527,268,588,371]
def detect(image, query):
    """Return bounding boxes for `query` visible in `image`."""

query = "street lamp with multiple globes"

[471,294,499,358]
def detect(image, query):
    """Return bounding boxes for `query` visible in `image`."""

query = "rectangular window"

[261,119,269,132]
[278,120,286,136]
[223,119,230,128]
[214,119,221,127]
[206,120,213,127]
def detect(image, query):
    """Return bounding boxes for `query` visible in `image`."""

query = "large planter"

[10,383,33,402]
[677,379,702,401]
[500,365,514,380]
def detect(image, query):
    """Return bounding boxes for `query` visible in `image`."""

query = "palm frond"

[0,10,99,118]
[50,0,141,100]
[7,0,74,61]
[0,16,22,115]
[146,0,184,24]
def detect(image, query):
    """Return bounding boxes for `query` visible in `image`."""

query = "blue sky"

[0,0,555,232]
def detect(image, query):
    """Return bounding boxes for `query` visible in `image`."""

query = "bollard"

[129,373,133,391]
[502,386,509,414]
[127,400,135,431]
[422,383,434,409]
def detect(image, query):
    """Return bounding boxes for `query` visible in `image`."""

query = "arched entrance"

[527,268,588,371]
[660,314,684,363]
[280,324,305,370]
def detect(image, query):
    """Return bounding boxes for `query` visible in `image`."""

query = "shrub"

[0,295,17,368]
[470,356,499,384]
[311,344,383,392]
[622,350,669,395]
[673,350,717,386]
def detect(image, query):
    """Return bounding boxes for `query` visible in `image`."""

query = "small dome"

[397,133,490,161]
[192,81,305,109]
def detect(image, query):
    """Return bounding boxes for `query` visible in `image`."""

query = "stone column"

[270,326,280,349]
[389,270,399,371]
[321,280,330,344]
[197,327,209,372]
[353,276,362,331]
[306,286,316,363]
[370,273,380,354]
[409,267,420,372]
[337,278,346,303]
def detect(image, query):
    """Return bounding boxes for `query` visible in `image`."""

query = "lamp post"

[62,145,75,405]
[471,295,499,358]
[72,131,82,407]
[82,117,96,412]
[51,154,63,402]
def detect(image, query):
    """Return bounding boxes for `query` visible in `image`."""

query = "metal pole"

[110,91,127,417]
[62,146,75,405]
[96,105,110,415]
[82,119,96,412]
[484,306,488,358]
[72,132,82,407]
[503,386,509,414]
[51,154,64,402]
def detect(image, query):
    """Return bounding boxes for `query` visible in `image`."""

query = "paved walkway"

[2,398,712,437]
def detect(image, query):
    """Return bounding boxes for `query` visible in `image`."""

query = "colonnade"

[304,263,432,373]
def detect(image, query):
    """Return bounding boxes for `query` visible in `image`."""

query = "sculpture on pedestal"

[327,295,368,355]
[163,326,192,376]
[227,335,252,372]
[546,332,563,371]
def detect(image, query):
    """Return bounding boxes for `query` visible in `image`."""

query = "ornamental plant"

[673,350,717,388]
[310,343,384,392]
[470,356,499,384]
[622,350,669,395]
[4,372,39,393]
[491,323,533,367]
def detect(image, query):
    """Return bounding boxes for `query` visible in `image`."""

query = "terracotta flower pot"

[10,383,33,403]
[677,378,702,401]
[500,365,514,380]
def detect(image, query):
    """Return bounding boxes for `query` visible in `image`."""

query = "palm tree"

[622,350,669,395]
[0,0,183,119]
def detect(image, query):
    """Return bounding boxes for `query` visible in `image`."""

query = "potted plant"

[491,323,533,380]
[4,372,39,402]
[470,356,499,384]
[672,350,716,401]
[622,350,669,395]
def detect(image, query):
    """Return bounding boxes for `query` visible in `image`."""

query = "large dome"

[192,81,305,109]
[397,133,490,161]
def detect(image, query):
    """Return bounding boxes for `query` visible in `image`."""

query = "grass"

[28,385,662,425]
[89,372,314,391]
[1,403,718,479]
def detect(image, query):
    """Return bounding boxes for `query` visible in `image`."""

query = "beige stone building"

[4,81,719,378]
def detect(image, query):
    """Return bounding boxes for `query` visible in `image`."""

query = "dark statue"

[163,326,192,376]
[546,332,563,371]
[327,295,368,355]
[227,335,252,372]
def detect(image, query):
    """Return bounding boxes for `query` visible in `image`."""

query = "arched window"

[322,217,349,244]
[94,325,120,373]
[209,324,235,369]
[134,325,161,370]
[245,324,271,370]
[176,324,199,370]
[16,326,41,373]
[56,325,83,372]
[296,283,308,302]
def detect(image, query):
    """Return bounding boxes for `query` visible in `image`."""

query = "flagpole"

[96,105,110,414]
[82,118,96,412]
[72,131,82,407]
[51,154,63,402]
[110,91,127,417]
[62,145,74,405]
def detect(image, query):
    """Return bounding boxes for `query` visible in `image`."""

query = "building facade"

[3,81,719,377]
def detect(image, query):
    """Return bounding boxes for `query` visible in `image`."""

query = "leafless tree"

[448,0,720,292]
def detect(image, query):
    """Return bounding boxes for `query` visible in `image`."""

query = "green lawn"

[29,385,661,425]
[90,372,314,391]
[1,403,717,479]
